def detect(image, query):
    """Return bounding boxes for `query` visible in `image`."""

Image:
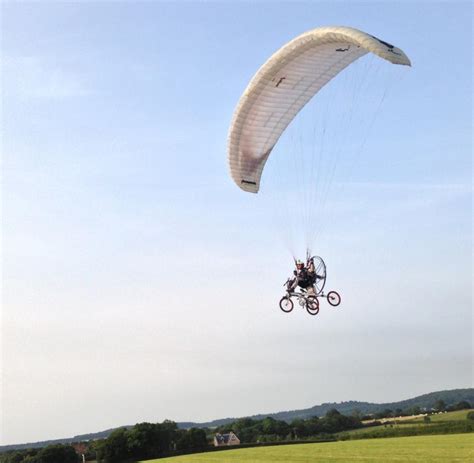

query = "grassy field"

[362,409,473,425]
[411,409,473,423]
[338,409,474,438]
[140,434,473,463]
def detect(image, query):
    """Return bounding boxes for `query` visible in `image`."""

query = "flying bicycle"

[227,26,411,312]
[279,256,341,316]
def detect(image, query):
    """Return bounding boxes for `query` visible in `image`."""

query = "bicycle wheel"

[306,296,320,316]
[279,296,294,313]
[327,291,341,307]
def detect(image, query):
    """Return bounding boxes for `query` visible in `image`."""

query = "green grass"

[341,422,472,440]
[410,409,474,423]
[340,421,434,437]
[140,434,473,463]
[339,425,409,436]
[339,409,474,438]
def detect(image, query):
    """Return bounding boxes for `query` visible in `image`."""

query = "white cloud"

[3,56,89,99]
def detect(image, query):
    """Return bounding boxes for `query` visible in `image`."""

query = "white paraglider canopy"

[228,26,411,194]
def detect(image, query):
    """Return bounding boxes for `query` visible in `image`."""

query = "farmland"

[411,409,473,422]
[140,434,473,463]
[338,409,474,439]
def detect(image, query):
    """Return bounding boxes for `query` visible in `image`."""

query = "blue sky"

[1,1,472,445]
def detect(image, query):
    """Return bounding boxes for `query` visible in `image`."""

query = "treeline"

[2,404,472,463]
[366,400,472,420]
[0,444,77,463]
[93,421,207,462]
[0,422,207,463]
[95,411,362,461]
[191,388,474,426]
[216,409,362,442]
[0,411,361,463]
[2,390,472,454]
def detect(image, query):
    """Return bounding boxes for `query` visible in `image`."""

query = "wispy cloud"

[3,56,90,99]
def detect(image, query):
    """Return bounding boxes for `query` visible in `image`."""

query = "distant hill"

[0,427,133,453]
[179,388,474,428]
[1,388,472,452]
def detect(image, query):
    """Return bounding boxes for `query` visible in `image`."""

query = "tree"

[262,417,277,435]
[290,418,307,439]
[304,416,322,436]
[0,451,29,463]
[375,409,393,419]
[176,428,207,451]
[434,399,446,411]
[228,418,259,443]
[98,428,130,463]
[454,401,471,410]
[325,409,341,419]
[126,422,162,459]
[35,445,77,463]
[260,417,289,437]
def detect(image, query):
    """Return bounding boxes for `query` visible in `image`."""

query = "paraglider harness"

[280,255,341,316]
[288,255,321,291]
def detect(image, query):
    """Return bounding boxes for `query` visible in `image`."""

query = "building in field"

[213,432,240,447]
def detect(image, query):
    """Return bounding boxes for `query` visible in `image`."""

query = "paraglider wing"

[228,26,411,193]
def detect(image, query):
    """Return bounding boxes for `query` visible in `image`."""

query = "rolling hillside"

[1,388,472,452]
[179,388,474,428]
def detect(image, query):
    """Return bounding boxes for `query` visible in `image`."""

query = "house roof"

[214,432,239,444]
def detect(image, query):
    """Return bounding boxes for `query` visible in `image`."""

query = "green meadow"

[338,409,474,439]
[140,434,473,463]
[411,409,473,423]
